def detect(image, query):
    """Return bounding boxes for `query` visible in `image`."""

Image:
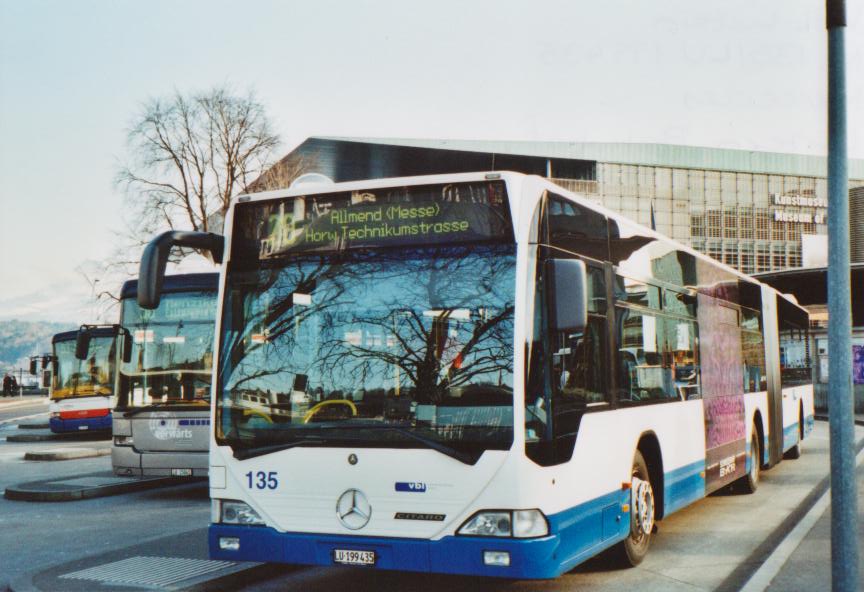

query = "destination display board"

[160,293,216,322]
[121,291,216,330]
[231,180,513,260]
[122,292,217,325]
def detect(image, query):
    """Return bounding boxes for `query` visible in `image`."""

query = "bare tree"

[117,86,282,240]
[87,87,300,320]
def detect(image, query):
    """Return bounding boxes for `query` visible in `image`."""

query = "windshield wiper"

[231,426,481,464]
[381,425,481,465]
[123,403,170,417]
[232,437,327,460]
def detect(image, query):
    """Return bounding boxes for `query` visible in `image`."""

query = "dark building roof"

[254,137,596,188]
[753,264,864,326]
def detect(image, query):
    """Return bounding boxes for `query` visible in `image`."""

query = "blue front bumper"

[49,413,112,433]
[209,524,565,579]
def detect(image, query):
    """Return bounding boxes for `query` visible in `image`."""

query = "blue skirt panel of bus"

[663,460,706,515]
[782,422,800,452]
[210,460,706,578]
[804,414,815,437]
[781,413,817,452]
[210,524,565,578]
[49,414,112,433]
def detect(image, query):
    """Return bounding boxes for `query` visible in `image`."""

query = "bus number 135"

[246,471,278,490]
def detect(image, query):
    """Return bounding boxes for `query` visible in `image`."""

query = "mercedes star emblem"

[336,488,372,530]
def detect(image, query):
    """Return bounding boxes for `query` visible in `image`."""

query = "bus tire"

[739,424,761,494]
[612,450,654,567]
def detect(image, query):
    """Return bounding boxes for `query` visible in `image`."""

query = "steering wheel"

[303,399,358,423]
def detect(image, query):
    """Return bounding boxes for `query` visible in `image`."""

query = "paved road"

[0,420,858,591]
[0,397,48,428]
[0,401,208,587]
[763,450,864,591]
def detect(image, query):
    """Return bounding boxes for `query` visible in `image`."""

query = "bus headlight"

[50,412,60,419]
[512,509,549,538]
[457,510,548,538]
[113,435,133,446]
[458,511,512,537]
[220,500,264,526]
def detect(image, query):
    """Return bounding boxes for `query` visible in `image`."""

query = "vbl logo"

[395,482,427,492]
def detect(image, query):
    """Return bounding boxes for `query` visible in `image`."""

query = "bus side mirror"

[122,331,133,364]
[139,230,224,310]
[75,330,92,361]
[547,258,588,334]
[29,358,37,375]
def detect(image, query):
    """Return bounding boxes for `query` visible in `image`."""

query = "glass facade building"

[555,165,861,274]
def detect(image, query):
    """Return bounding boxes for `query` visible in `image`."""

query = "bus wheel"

[613,450,654,567]
[740,425,761,494]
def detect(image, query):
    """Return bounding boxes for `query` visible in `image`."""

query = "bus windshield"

[52,337,116,399]
[218,181,516,459]
[118,291,216,410]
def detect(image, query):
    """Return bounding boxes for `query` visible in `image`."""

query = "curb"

[739,447,864,592]
[17,423,49,430]
[24,447,111,461]
[715,418,864,592]
[3,471,191,502]
[6,431,111,443]
[7,433,60,443]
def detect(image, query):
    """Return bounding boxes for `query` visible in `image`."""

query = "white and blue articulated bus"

[137,172,814,579]
[49,327,119,433]
[112,273,219,478]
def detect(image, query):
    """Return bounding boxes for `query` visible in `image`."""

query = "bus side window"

[617,308,661,401]
[552,315,607,405]
[779,323,812,386]
[665,318,700,400]
[777,297,812,387]
[741,307,766,393]
[617,308,687,402]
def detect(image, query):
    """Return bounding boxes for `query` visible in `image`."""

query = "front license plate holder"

[332,549,376,566]
[171,468,193,477]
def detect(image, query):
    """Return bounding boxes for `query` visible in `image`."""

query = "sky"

[0,0,862,323]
